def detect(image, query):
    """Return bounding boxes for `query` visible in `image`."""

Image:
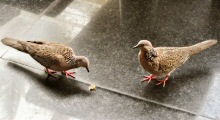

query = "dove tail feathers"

[1,38,28,53]
[189,39,217,55]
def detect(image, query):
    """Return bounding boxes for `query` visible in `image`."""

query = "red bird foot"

[156,75,169,87]
[61,71,75,79]
[45,68,56,77]
[141,75,156,83]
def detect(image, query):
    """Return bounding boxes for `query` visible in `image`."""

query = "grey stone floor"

[0,0,220,120]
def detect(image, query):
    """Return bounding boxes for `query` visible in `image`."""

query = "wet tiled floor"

[0,0,220,120]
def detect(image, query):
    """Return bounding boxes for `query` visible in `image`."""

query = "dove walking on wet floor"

[1,38,90,79]
[133,39,217,87]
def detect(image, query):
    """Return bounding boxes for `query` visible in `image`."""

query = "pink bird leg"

[61,71,75,79]
[45,68,56,77]
[156,75,169,87]
[141,75,156,83]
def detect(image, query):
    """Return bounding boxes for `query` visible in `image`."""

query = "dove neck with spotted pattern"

[74,56,90,72]
[140,46,158,61]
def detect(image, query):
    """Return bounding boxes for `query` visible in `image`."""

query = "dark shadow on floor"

[7,62,91,97]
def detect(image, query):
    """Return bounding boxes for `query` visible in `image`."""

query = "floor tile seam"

[93,84,198,114]
[0,57,43,71]
[0,22,216,120]
[0,2,217,119]
[196,115,215,120]
[0,57,216,119]
[0,49,9,58]
[1,1,217,115]
[0,58,207,116]
[95,84,219,119]
[92,84,215,120]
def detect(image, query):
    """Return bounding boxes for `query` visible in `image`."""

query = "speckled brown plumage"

[1,38,90,78]
[133,39,217,87]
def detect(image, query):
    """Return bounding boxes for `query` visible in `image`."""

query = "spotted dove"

[1,38,90,78]
[133,39,217,87]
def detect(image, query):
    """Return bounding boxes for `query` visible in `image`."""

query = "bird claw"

[141,75,156,83]
[45,68,57,78]
[156,76,169,87]
[156,80,166,87]
[62,71,75,79]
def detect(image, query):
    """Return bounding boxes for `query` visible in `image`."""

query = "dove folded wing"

[22,41,75,71]
[154,47,190,74]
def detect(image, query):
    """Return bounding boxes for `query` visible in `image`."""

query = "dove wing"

[155,47,190,74]
[23,41,75,68]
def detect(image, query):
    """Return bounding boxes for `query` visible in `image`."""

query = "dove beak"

[133,45,139,49]
[86,67,90,72]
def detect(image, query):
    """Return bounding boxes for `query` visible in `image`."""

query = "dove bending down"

[1,38,89,79]
[133,39,217,87]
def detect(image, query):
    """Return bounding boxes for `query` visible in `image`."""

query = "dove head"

[75,56,90,72]
[133,40,153,49]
